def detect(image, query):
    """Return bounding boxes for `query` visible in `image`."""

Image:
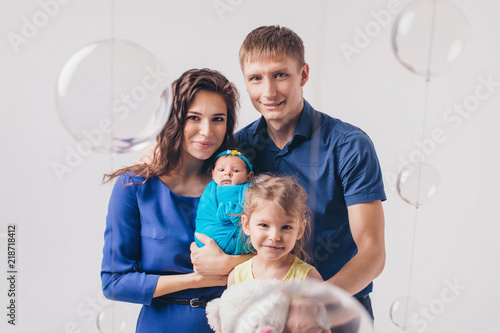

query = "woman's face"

[181,90,228,163]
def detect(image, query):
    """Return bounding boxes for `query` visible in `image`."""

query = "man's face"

[242,55,309,127]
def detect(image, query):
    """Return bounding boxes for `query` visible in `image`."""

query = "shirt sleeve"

[337,130,386,206]
[101,174,159,305]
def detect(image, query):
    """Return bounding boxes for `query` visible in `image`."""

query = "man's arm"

[326,200,385,295]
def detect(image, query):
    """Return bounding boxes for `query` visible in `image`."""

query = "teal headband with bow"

[215,149,253,171]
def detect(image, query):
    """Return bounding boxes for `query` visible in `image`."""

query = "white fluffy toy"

[206,279,289,333]
[206,279,332,333]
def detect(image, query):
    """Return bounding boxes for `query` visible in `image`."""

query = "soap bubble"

[97,304,128,333]
[55,39,172,154]
[397,163,441,207]
[390,296,422,330]
[230,280,373,333]
[392,0,470,78]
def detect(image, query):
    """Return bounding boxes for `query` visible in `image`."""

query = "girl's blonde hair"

[243,174,312,262]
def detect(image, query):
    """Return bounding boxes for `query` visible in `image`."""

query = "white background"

[1,0,500,332]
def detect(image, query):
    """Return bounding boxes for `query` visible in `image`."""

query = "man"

[192,25,385,318]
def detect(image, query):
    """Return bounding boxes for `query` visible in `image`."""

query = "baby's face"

[212,155,253,185]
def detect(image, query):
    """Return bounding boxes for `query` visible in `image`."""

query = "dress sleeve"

[337,130,386,206]
[101,174,159,305]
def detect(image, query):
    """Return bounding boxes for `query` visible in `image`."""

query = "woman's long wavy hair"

[103,68,239,183]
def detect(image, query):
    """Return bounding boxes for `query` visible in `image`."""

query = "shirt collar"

[252,99,315,140]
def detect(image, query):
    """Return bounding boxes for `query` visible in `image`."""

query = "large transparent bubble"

[392,0,470,78]
[389,296,422,331]
[55,39,172,154]
[397,163,441,207]
[230,280,374,333]
[96,304,128,333]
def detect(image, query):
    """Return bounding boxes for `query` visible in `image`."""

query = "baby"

[194,149,254,255]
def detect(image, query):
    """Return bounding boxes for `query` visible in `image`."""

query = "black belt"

[154,296,215,308]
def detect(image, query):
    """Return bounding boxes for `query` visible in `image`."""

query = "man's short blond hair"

[239,25,305,70]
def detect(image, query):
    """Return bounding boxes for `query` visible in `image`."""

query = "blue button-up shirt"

[236,100,386,297]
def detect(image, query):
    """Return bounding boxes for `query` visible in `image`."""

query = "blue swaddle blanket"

[195,179,251,255]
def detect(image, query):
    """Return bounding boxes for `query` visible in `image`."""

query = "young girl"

[227,174,323,286]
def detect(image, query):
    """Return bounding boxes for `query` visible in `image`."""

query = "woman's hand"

[191,233,233,275]
[190,233,254,275]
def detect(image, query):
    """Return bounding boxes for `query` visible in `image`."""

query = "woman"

[101,68,246,332]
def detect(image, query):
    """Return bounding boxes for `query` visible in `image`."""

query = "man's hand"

[134,142,157,165]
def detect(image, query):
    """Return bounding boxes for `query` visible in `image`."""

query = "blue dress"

[101,173,225,332]
[194,179,251,255]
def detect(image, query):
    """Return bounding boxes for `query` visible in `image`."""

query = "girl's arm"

[226,268,236,288]
[306,267,324,281]
[191,232,253,275]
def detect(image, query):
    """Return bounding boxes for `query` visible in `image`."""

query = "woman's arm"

[191,233,253,275]
[101,175,226,304]
[153,272,227,297]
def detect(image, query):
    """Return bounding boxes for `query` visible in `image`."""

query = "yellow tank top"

[234,256,313,283]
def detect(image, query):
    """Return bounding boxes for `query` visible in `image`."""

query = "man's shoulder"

[313,109,366,140]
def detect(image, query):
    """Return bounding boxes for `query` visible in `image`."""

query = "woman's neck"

[251,253,295,280]
[159,156,211,197]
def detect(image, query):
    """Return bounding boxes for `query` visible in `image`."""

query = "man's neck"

[266,113,301,150]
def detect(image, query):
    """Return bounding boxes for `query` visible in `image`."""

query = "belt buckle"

[189,298,201,307]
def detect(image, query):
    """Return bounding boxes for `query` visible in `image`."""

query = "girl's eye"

[187,115,199,121]
[282,225,292,230]
[258,223,268,228]
[213,116,225,122]
[233,169,239,173]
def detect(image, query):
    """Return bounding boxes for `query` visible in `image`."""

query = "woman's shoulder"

[113,172,149,186]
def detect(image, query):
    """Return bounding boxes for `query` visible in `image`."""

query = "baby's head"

[212,149,254,186]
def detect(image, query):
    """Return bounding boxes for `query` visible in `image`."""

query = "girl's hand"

[190,233,232,275]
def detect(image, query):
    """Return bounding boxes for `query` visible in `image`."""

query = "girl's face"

[181,91,228,163]
[242,201,305,261]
